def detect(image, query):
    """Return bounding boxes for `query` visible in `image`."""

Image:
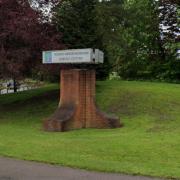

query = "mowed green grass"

[0,81,180,179]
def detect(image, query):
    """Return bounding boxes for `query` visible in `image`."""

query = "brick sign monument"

[42,49,121,132]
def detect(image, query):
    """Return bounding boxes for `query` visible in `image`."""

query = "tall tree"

[54,0,100,49]
[0,0,63,91]
[97,0,162,79]
[53,0,110,79]
[158,0,180,80]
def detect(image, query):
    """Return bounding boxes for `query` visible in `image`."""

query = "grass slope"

[0,81,180,179]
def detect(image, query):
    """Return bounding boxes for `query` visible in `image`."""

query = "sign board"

[42,49,104,64]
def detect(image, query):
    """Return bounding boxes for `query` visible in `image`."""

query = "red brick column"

[43,69,121,132]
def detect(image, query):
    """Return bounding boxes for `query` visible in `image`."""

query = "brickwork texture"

[43,69,121,132]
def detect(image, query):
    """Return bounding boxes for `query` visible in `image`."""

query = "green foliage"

[97,0,165,80]
[109,72,121,80]
[0,81,180,179]
[53,0,179,81]
[157,0,180,81]
[53,0,110,79]
[54,0,99,49]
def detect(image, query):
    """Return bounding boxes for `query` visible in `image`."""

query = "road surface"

[0,157,165,180]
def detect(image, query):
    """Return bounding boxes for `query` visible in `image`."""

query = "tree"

[54,0,99,48]
[158,0,180,80]
[97,0,163,80]
[53,0,110,79]
[0,0,64,91]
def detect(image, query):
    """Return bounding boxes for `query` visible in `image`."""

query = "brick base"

[43,69,121,132]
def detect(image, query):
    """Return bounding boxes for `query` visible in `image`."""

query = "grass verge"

[0,81,180,179]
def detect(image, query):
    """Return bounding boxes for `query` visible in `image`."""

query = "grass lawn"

[0,80,180,179]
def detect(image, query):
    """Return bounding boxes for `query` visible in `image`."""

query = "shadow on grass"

[0,89,59,109]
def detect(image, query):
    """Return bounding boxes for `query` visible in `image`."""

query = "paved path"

[0,157,165,180]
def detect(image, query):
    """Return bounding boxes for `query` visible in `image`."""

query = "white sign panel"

[42,49,104,64]
[95,49,104,63]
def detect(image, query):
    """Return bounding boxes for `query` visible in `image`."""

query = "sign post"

[43,49,121,132]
